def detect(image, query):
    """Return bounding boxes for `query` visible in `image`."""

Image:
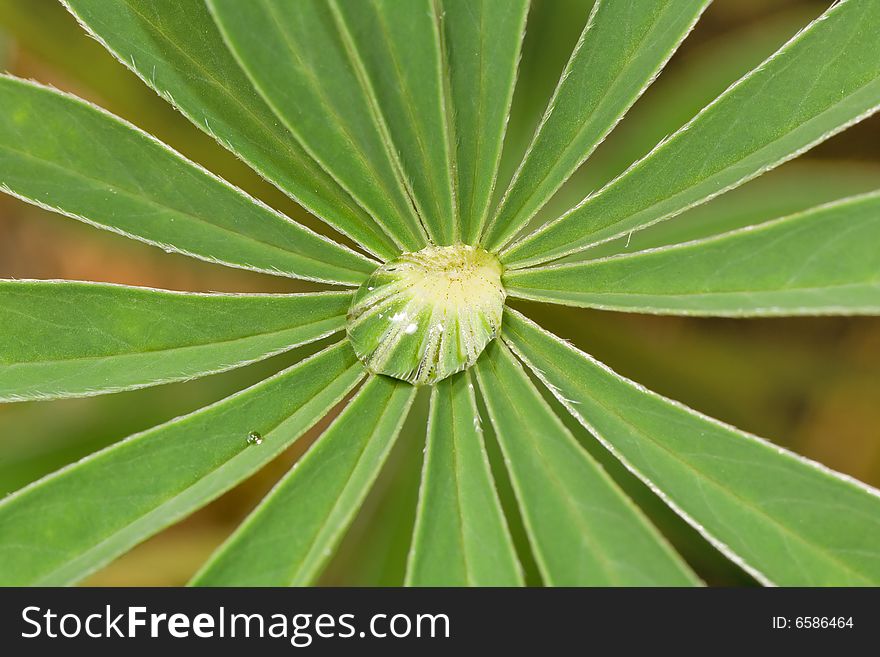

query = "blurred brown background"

[0,0,877,586]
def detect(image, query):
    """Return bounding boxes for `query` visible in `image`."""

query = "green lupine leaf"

[0,0,876,591]
[192,375,416,586]
[333,0,456,245]
[207,0,428,252]
[0,342,364,586]
[61,0,399,260]
[0,281,351,401]
[0,75,376,285]
[406,371,523,586]
[503,310,880,586]
[443,0,529,243]
[474,341,699,586]
[505,192,880,316]
[482,0,709,250]
[584,160,880,258]
[503,0,880,267]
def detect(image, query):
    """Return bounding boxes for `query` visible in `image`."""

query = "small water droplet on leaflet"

[247,431,263,446]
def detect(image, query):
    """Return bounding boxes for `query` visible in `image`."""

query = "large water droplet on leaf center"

[347,244,506,385]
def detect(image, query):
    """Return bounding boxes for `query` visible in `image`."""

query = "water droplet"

[345,244,506,386]
[247,431,263,446]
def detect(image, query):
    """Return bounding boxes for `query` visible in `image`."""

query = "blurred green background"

[0,0,877,586]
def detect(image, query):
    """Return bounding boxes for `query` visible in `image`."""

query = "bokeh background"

[0,0,877,586]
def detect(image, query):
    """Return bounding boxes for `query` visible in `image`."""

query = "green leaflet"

[324,389,428,586]
[62,0,398,260]
[474,341,699,586]
[333,0,456,244]
[192,375,416,586]
[505,192,880,316]
[0,75,376,285]
[0,281,351,401]
[406,372,523,586]
[503,0,880,267]
[483,0,709,250]
[503,310,880,586]
[583,160,880,258]
[207,0,428,252]
[0,341,365,586]
[442,0,529,243]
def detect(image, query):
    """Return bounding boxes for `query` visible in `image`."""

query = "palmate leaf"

[503,0,880,267]
[0,342,364,586]
[332,0,456,245]
[475,341,699,586]
[207,0,428,252]
[0,75,375,285]
[482,0,710,250]
[442,0,529,243]
[61,0,400,260]
[505,192,880,316]
[192,375,415,586]
[503,311,880,586]
[1,0,878,590]
[406,372,523,586]
[0,281,351,401]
